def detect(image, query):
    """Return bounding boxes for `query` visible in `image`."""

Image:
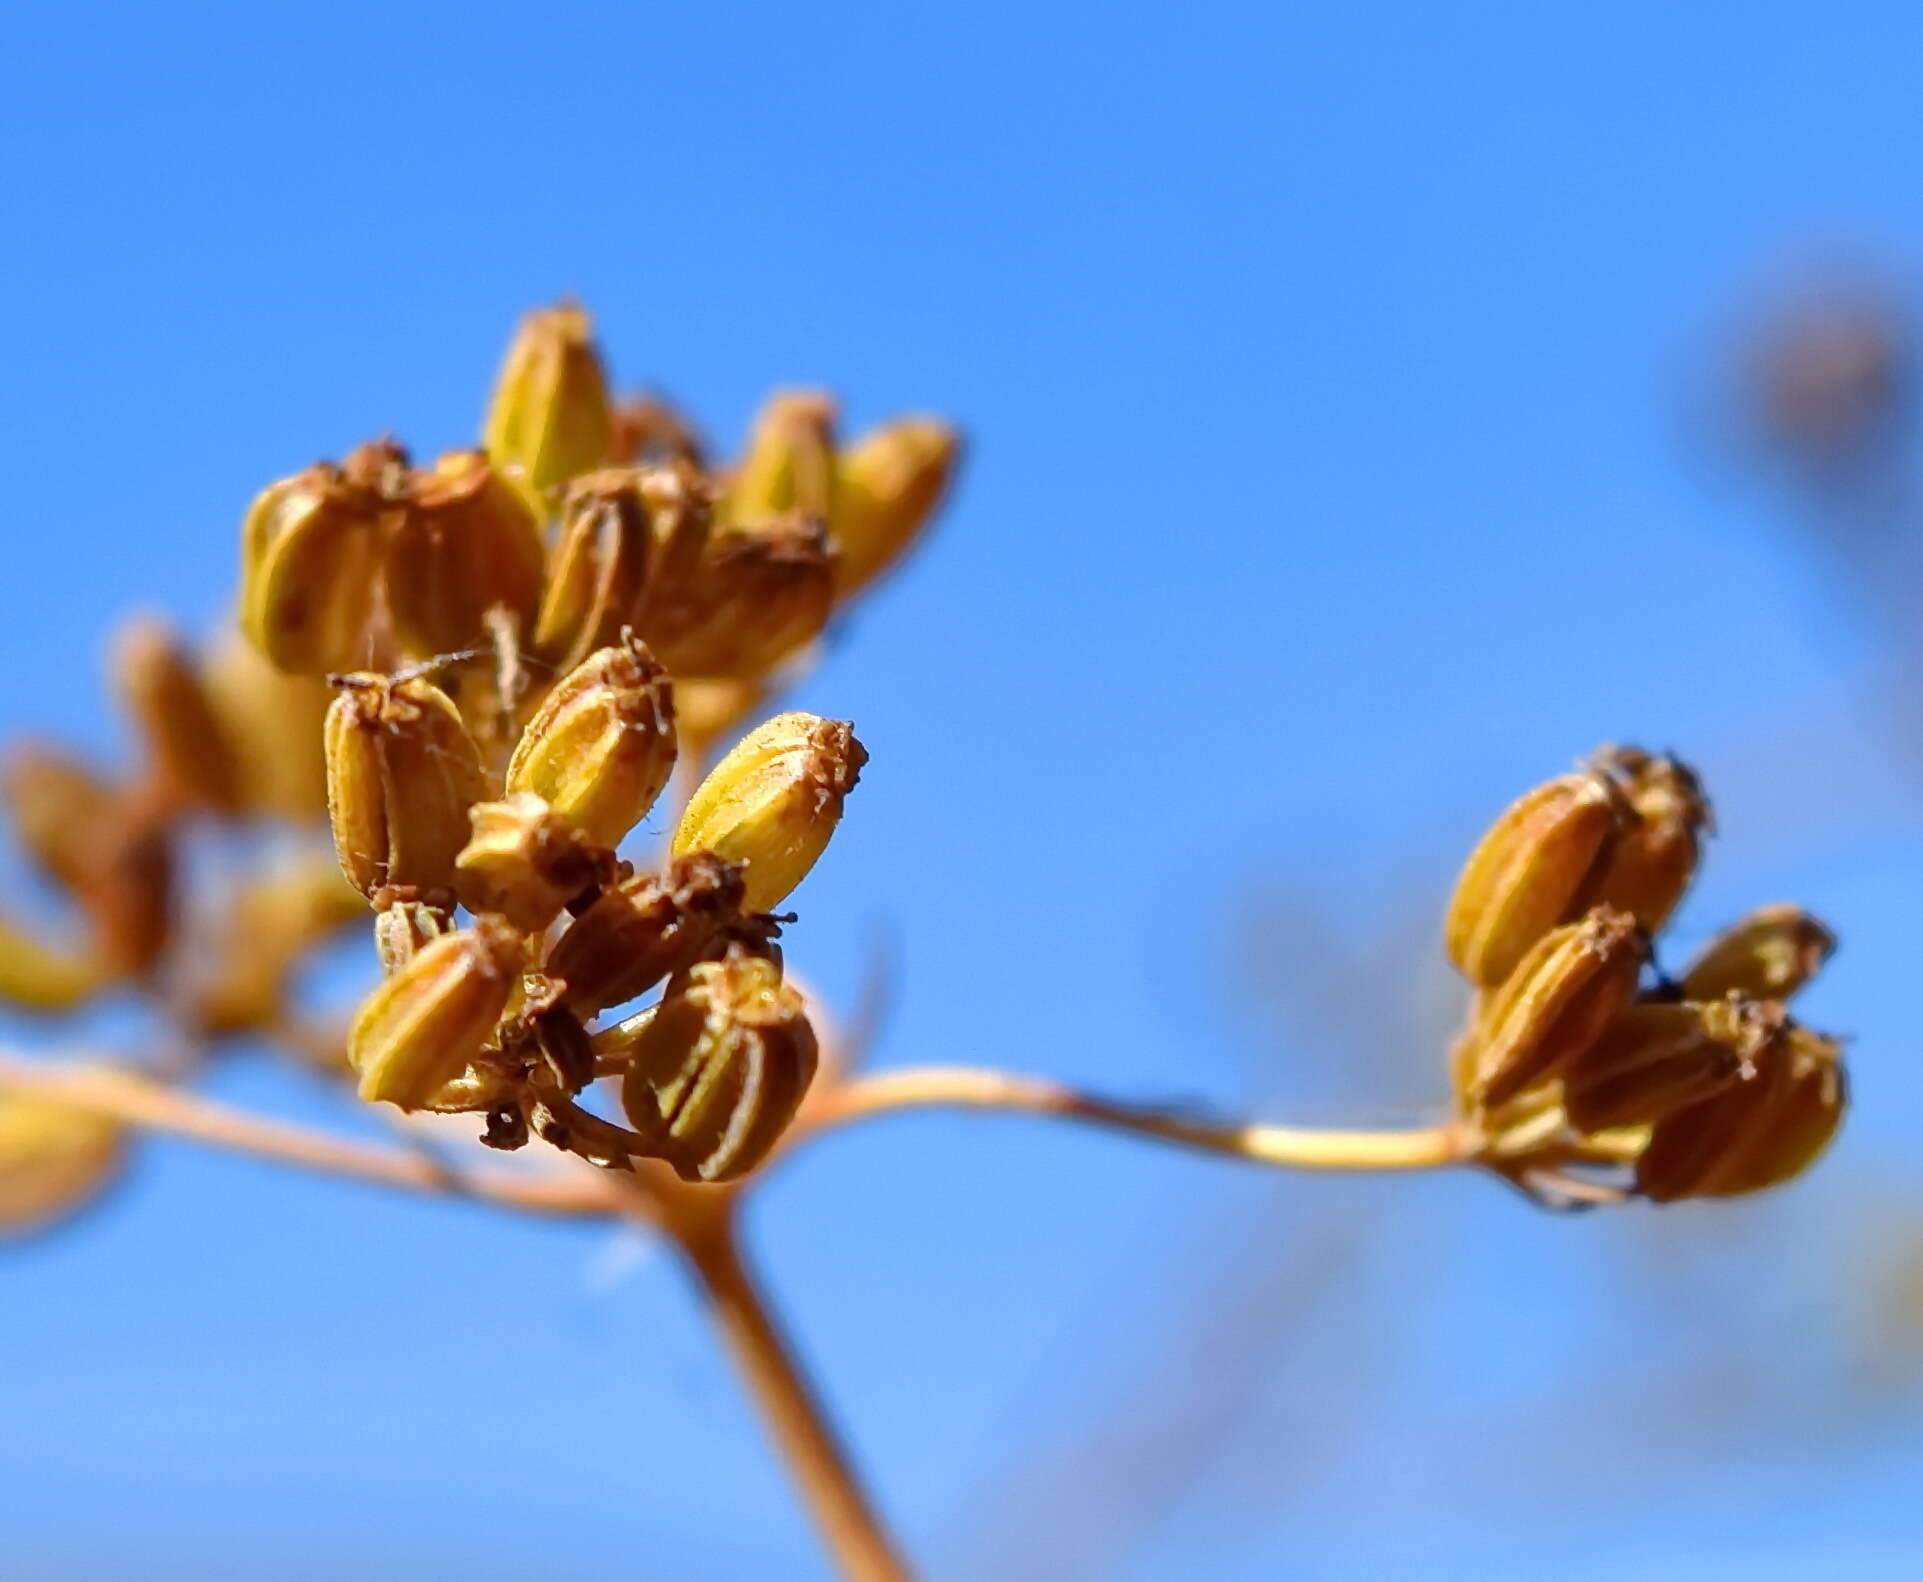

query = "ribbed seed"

[1681,904,1836,1003]
[481,302,615,500]
[347,919,524,1110]
[385,450,546,657]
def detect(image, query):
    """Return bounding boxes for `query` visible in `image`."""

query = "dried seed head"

[482,302,615,500]
[673,712,866,912]
[455,791,610,933]
[617,954,819,1182]
[0,911,101,1013]
[198,630,332,820]
[545,851,746,1015]
[239,464,387,675]
[644,518,836,680]
[110,615,245,815]
[1681,903,1836,1004]
[1559,998,1760,1134]
[1636,1007,1846,1201]
[0,1089,123,1237]
[348,918,525,1111]
[832,418,962,596]
[1578,747,1712,932]
[1,743,119,892]
[385,450,546,657]
[324,674,491,903]
[1463,906,1646,1110]
[1445,771,1625,987]
[505,635,678,849]
[724,391,837,524]
[532,470,654,675]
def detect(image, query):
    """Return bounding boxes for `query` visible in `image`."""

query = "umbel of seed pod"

[645,518,836,680]
[455,792,611,934]
[1578,747,1711,932]
[111,616,245,815]
[1464,906,1646,1109]
[1558,997,1761,1134]
[348,919,524,1110]
[533,472,654,675]
[483,302,615,501]
[384,450,546,658]
[617,953,819,1182]
[325,674,490,903]
[1682,904,1837,1003]
[546,851,746,1015]
[505,635,677,849]
[1636,1006,1847,1201]
[239,463,387,675]
[1445,770,1625,987]
[832,418,962,596]
[674,711,867,913]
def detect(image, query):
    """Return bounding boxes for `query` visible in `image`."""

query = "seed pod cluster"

[1445,750,1848,1207]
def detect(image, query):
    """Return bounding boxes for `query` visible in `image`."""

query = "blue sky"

[5,3,1923,1577]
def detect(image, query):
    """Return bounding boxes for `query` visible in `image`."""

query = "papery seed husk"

[642,519,835,680]
[532,470,653,675]
[386,450,546,657]
[454,792,608,933]
[545,851,745,1015]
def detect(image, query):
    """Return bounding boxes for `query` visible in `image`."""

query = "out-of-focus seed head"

[482,302,615,501]
[1463,906,1646,1110]
[1559,997,1761,1134]
[723,391,837,525]
[532,470,653,675]
[1445,771,1624,987]
[455,791,610,934]
[374,897,454,978]
[832,418,962,596]
[673,712,866,913]
[110,615,245,815]
[75,803,175,980]
[618,954,819,1182]
[385,450,546,658]
[1,743,119,892]
[1636,1007,1847,1201]
[644,518,836,680]
[546,851,745,1015]
[348,918,525,1111]
[505,635,677,850]
[0,1089,123,1237]
[0,912,101,1013]
[324,674,491,904]
[607,393,705,469]
[184,856,364,1037]
[239,464,387,675]
[1577,747,1712,933]
[1681,903,1836,1004]
[198,630,332,820]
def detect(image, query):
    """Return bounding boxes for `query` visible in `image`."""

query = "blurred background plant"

[6,5,1923,1580]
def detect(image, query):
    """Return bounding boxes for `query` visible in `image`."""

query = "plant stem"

[794,1066,1471,1172]
[675,1205,912,1582]
[0,1051,622,1217]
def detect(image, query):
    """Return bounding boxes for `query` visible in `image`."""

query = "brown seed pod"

[643,519,836,680]
[1559,998,1757,1134]
[1578,747,1712,933]
[618,953,819,1183]
[385,450,547,657]
[545,851,745,1016]
[0,743,120,893]
[1680,904,1836,1004]
[239,463,388,675]
[1445,771,1624,988]
[455,792,611,934]
[74,800,175,981]
[110,615,246,815]
[1464,906,1646,1110]
[532,470,654,675]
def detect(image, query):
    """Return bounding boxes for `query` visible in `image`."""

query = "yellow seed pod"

[0,1089,123,1237]
[455,792,610,933]
[110,615,246,815]
[198,629,332,820]
[347,918,524,1110]
[505,635,677,849]
[0,911,101,1013]
[1681,903,1836,1003]
[1636,1010,1846,1201]
[644,519,836,680]
[239,463,387,675]
[832,418,962,596]
[1578,747,1711,932]
[673,712,867,912]
[1465,906,1645,1110]
[481,302,615,501]
[1445,770,1624,987]
[1559,999,1758,1134]
[1,743,119,892]
[385,450,547,657]
[618,954,819,1182]
[546,852,746,1015]
[324,674,491,903]
[723,390,837,524]
[532,470,654,675]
